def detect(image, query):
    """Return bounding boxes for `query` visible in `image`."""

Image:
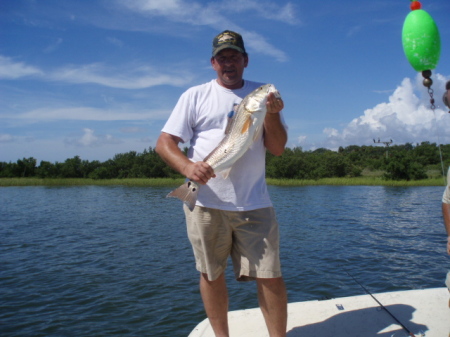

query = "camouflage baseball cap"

[212,30,246,56]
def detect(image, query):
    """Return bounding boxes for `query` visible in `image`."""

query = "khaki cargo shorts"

[184,205,282,282]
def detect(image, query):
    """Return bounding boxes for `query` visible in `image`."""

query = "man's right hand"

[184,161,216,185]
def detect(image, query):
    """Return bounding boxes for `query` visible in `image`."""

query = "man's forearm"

[155,133,191,176]
[264,113,287,156]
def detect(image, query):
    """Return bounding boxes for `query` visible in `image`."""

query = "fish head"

[265,83,281,98]
[244,84,281,113]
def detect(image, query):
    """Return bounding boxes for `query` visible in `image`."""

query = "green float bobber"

[402,2,441,72]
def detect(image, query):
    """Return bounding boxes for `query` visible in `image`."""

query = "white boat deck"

[189,287,449,337]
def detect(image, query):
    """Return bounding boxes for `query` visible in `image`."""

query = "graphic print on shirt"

[225,103,239,135]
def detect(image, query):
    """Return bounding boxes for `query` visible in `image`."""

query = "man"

[155,30,288,337]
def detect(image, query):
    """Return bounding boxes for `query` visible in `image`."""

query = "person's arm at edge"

[155,132,215,185]
[263,92,287,156]
[443,202,450,255]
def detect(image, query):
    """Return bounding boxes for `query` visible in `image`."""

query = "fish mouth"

[266,84,280,97]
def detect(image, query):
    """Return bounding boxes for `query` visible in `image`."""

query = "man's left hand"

[266,92,284,114]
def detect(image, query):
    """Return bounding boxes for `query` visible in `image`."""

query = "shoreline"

[0,177,445,187]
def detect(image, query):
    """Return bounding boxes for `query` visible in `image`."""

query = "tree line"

[266,142,449,181]
[1,142,449,181]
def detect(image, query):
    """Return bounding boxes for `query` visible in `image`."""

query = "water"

[0,185,448,336]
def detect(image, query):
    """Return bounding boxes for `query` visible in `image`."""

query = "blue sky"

[1,0,449,163]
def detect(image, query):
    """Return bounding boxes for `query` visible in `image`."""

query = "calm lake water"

[1,185,448,336]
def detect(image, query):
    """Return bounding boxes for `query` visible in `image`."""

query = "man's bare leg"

[200,272,229,337]
[257,277,287,337]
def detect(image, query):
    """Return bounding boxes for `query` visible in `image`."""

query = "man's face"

[211,49,248,89]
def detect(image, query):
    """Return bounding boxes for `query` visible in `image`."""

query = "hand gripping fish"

[167,84,281,211]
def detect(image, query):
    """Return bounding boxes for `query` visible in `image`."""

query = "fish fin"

[220,167,232,179]
[166,181,199,211]
[241,116,252,134]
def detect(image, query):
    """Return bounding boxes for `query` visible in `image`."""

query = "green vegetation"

[266,177,444,187]
[0,178,185,187]
[0,176,443,187]
[1,142,449,187]
[265,142,449,181]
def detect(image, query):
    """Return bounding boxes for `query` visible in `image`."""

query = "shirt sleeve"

[161,90,195,144]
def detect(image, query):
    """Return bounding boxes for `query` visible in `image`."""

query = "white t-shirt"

[443,167,450,204]
[162,79,286,211]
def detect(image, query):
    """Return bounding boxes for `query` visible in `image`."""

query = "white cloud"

[0,55,193,89]
[216,1,298,25]
[78,128,99,146]
[8,106,170,122]
[107,37,124,48]
[116,0,291,62]
[50,63,192,89]
[297,135,307,145]
[0,134,14,143]
[120,127,146,133]
[118,0,212,24]
[0,56,43,79]
[134,0,190,14]
[243,31,288,62]
[125,0,298,25]
[43,38,63,53]
[65,128,123,147]
[319,73,450,150]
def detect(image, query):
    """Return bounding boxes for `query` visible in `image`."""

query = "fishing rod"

[342,267,416,337]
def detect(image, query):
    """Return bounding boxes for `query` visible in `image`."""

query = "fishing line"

[341,267,416,337]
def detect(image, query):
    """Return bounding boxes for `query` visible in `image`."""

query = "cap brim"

[212,44,245,57]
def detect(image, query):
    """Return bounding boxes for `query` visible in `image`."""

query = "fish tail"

[166,181,199,211]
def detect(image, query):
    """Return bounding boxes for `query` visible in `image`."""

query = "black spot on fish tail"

[166,181,199,211]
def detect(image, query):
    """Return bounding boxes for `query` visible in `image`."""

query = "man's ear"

[211,57,218,70]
